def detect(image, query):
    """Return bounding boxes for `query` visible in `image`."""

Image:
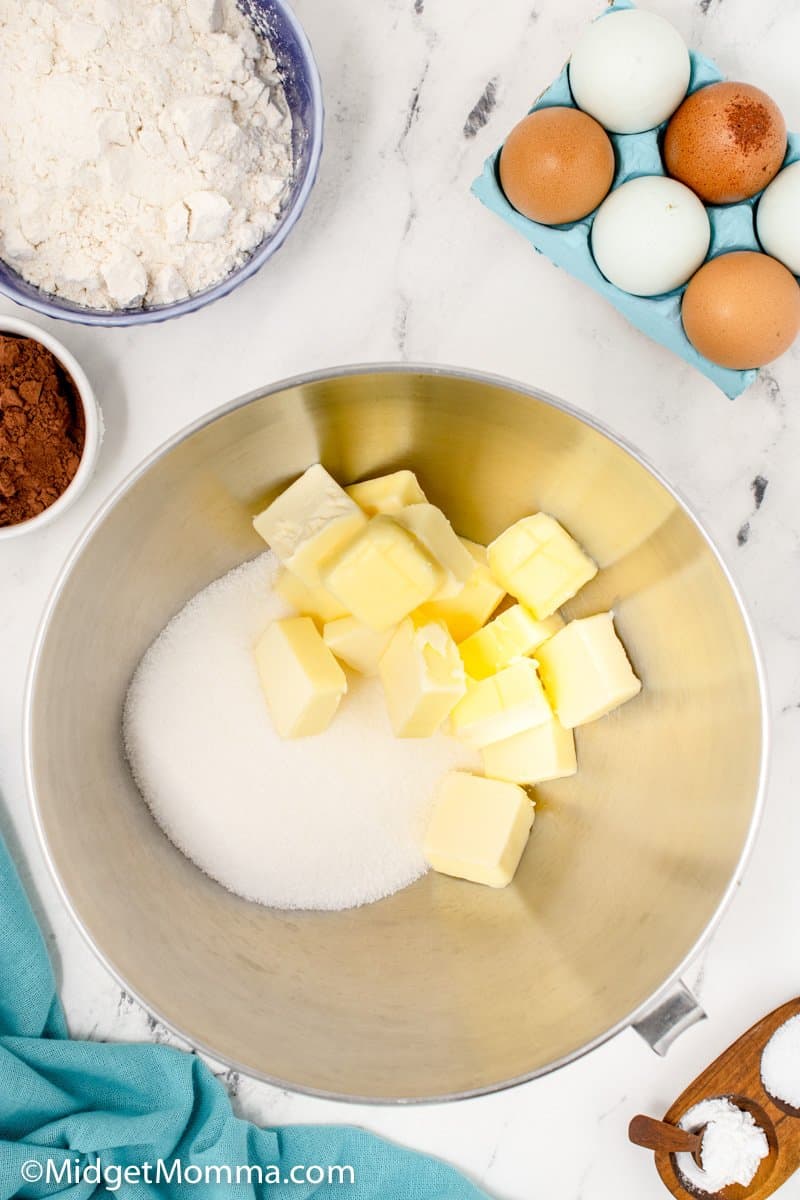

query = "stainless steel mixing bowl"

[26,365,767,1102]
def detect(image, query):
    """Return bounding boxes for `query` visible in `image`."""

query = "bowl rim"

[0,0,324,327]
[23,362,771,1103]
[0,315,102,540]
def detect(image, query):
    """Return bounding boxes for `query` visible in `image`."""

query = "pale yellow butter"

[459,604,564,680]
[379,618,466,737]
[535,612,641,728]
[321,515,442,632]
[488,512,597,618]
[253,464,367,587]
[346,470,427,515]
[393,503,475,598]
[254,616,347,738]
[274,568,350,624]
[482,718,577,784]
[323,616,395,676]
[414,539,505,642]
[424,772,534,887]
[449,659,552,748]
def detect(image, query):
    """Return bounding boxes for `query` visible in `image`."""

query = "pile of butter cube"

[252,464,641,890]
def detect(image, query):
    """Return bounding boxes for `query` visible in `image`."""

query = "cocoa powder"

[0,335,85,527]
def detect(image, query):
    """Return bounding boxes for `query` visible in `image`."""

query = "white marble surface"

[2,0,800,1196]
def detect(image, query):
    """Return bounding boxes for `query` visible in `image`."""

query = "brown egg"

[682,251,800,368]
[664,82,787,204]
[499,107,615,225]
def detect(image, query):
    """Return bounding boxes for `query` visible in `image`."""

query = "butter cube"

[482,719,577,784]
[393,504,475,598]
[323,616,395,676]
[535,613,641,728]
[321,515,442,632]
[253,464,367,587]
[459,605,564,680]
[274,568,349,624]
[488,513,597,618]
[254,617,347,737]
[450,659,552,748]
[415,539,506,642]
[346,470,427,515]
[379,618,466,737]
[424,772,534,887]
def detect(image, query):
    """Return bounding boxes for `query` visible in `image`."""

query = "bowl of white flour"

[0,0,322,325]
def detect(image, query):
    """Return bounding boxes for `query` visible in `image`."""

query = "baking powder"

[676,1097,769,1195]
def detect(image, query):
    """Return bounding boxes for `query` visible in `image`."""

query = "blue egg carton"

[472,0,800,398]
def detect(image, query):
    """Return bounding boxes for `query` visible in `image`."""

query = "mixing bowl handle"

[632,981,706,1056]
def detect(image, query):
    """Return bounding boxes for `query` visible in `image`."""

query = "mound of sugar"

[123,552,477,911]
[762,1014,800,1109]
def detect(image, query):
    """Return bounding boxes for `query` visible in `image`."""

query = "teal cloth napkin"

[0,834,490,1199]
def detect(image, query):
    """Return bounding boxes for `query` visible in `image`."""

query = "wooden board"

[653,998,800,1199]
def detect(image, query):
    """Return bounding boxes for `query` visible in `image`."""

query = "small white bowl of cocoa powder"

[0,315,101,539]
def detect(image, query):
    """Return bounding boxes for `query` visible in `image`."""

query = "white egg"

[757,161,800,277]
[569,10,690,135]
[591,176,710,297]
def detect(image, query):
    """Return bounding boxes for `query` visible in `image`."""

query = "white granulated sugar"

[124,553,477,911]
[762,1014,800,1109]
[676,1097,769,1195]
[0,0,294,309]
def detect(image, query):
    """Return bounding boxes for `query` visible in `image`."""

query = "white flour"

[0,0,294,309]
[123,553,478,911]
[676,1097,769,1195]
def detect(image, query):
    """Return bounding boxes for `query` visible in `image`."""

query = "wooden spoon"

[629,1115,705,1167]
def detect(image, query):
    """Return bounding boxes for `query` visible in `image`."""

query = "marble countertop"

[2,0,800,1196]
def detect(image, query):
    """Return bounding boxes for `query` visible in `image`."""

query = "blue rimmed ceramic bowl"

[0,0,323,327]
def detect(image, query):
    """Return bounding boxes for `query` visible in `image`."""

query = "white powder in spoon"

[123,552,478,911]
[0,0,294,309]
[675,1097,769,1195]
[762,1014,800,1110]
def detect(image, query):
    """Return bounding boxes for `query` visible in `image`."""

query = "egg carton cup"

[472,0,800,399]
